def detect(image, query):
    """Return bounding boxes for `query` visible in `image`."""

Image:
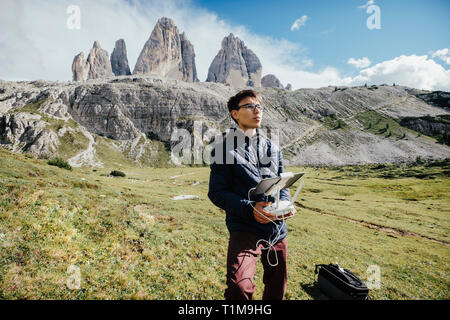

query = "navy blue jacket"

[207,127,290,242]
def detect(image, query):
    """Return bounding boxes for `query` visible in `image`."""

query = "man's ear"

[231,110,238,122]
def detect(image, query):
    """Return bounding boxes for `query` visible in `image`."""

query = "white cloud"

[347,57,371,69]
[290,15,308,31]
[270,66,349,89]
[345,55,450,91]
[431,48,450,64]
[0,0,313,85]
[358,0,375,9]
[0,0,449,92]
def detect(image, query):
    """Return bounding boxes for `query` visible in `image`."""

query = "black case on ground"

[314,264,370,300]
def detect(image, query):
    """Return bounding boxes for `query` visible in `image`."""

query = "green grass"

[95,136,172,168]
[0,147,449,299]
[10,99,47,114]
[45,118,79,134]
[322,114,348,130]
[56,130,90,160]
[356,110,414,140]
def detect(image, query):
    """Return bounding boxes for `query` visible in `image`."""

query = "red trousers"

[224,231,288,300]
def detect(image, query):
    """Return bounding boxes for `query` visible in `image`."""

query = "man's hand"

[278,206,297,220]
[253,202,297,223]
[253,201,277,224]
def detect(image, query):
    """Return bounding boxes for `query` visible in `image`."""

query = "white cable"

[247,187,295,267]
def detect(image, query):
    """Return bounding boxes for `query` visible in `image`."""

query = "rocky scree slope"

[0,77,449,167]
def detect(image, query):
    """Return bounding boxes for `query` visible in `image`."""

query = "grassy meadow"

[0,147,449,299]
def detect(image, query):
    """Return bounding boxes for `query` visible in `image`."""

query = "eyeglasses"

[237,103,264,111]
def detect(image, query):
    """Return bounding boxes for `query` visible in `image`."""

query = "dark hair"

[227,89,262,124]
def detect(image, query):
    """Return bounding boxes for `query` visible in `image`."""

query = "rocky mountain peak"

[179,32,199,83]
[206,33,262,87]
[71,41,114,81]
[133,17,198,82]
[72,52,88,81]
[110,39,131,76]
[86,41,114,80]
[261,74,284,88]
[157,16,175,29]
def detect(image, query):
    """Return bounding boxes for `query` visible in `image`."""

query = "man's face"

[231,96,263,131]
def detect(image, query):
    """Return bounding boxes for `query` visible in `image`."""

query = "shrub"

[110,170,126,177]
[48,158,72,170]
[415,156,424,165]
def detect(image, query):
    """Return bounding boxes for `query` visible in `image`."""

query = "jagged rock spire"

[110,39,131,76]
[206,33,262,87]
[133,17,199,82]
[71,41,114,81]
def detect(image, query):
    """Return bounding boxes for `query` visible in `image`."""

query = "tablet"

[250,176,280,196]
[251,172,305,196]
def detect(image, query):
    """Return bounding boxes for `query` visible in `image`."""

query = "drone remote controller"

[264,200,296,217]
[262,173,304,218]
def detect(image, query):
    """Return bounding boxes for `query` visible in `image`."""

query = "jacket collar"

[232,127,267,142]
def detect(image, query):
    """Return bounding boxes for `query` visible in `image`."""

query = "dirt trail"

[296,202,450,247]
[281,123,321,150]
[68,130,103,168]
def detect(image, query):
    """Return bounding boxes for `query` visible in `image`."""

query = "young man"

[208,89,295,300]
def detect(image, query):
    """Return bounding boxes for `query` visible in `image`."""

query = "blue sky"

[195,0,450,76]
[0,0,449,90]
